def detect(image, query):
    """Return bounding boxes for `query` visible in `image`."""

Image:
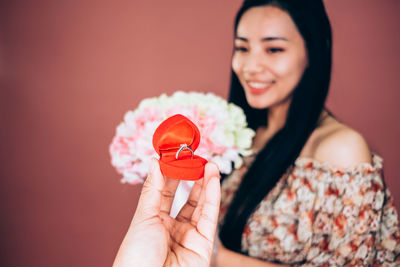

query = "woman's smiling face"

[232,5,308,110]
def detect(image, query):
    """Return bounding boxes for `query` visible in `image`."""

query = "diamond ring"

[175,144,194,160]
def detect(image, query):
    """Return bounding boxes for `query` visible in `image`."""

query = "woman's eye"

[234,46,248,52]
[267,48,284,53]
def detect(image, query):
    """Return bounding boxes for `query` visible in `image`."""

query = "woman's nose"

[243,53,264,74]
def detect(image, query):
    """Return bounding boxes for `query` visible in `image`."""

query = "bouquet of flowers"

[109,91,255,185]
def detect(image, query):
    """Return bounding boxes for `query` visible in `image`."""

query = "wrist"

[210,238,219,267]
[212,238,230,267]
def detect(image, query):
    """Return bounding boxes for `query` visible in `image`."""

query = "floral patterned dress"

[219,153,400,266]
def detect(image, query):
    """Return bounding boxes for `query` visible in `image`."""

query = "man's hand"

[113,158,221,267]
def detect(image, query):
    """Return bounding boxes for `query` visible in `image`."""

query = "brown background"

[1,1,399,266]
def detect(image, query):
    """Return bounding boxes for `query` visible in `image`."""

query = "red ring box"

[152,114,208,180]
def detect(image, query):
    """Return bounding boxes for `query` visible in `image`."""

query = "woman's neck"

[253,102,328,152]
[252,101,291,152]
[267,101,291,134]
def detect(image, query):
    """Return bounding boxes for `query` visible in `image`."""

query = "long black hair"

[219,0,332,252]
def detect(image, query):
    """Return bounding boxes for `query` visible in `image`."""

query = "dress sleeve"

[293,158,400,266]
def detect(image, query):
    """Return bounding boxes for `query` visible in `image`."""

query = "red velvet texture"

[152,114,208,180]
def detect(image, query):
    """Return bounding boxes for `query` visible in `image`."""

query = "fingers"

[175,178,203,222]
[169,174,220,261]
[159,176,180,215]
[196,176,221,242]
[191,162,220,225]
[176,162,219,223]
[132,158,165,223]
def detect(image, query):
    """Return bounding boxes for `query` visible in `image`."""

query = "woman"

[114,0,400,266]
[216,0,400,266]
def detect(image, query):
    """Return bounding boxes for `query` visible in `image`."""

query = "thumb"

[133,158,165,222]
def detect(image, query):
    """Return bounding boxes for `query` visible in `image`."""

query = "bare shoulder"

[303,116,372,169]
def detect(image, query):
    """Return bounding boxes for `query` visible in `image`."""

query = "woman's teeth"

[248,82,272,88]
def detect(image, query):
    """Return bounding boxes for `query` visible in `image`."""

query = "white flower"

[236,128,255,150]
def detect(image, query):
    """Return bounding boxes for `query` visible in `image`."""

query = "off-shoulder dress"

[219,153,400,266]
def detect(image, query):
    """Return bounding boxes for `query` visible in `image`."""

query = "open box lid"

[152,114,200,155]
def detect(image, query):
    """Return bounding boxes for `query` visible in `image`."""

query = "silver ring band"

[175,144,194,160]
